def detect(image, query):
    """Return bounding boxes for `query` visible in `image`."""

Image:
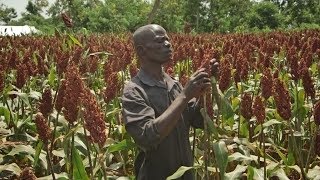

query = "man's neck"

[141,63,163,81]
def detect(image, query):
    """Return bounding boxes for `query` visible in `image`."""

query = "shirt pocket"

[146,87,169,117]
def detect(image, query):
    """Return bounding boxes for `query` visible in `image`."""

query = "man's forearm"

[155,93,189,140]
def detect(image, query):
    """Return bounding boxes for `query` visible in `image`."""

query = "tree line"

[1,0,320,34]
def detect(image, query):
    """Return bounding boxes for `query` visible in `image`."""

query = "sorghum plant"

[19,167,37,180]
[253,96,265,124]
[103,72,121,104]
[35,112,52,144]
[39,87,53,118]
[260,68,273,99]
[61,12,73,28]
[63,64,85,124]
[273,78,291,120]
[15,63,29,89]
[287,47,300,82]
[218,55,232,92]
[55,80,67,113]
[81,88,107,147]
[241,92,253,120]
[300,62,315,100]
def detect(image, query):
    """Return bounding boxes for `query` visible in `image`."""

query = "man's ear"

[136,45,145,57]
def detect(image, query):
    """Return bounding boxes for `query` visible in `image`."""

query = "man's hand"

[182,68,211,100]
[210,58,219,78]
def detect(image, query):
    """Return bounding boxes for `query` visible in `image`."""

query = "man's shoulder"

[123,76,144,94]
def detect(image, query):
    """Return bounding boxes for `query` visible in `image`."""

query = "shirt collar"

[137,68,177,91]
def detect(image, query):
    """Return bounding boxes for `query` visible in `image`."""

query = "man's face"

[142,26,173,64]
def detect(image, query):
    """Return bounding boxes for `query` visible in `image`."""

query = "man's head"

[133,24,172,65]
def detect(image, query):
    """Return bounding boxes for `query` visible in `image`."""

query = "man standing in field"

[121,24,218,180]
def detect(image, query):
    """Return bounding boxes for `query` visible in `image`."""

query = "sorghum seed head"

[61,12,73,28]
[55,80,67,112]
[39,87,53,118]
[19,167,37,180]
[253,96,265,124]
[35,112,52,143]
[261,68,273,99]
[241,92,253,119]
[81,88,107,147]
[219,55,232,92]
[273,78,291,120]
[314,100,320,126]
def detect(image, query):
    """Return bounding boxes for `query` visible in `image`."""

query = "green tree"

[152,0,186,32]
[0,4,17,24]
[212,0,252,33]
[246,1,283,30]
[86,0,150,32]
[183,0,253,33]
[265,0,320,28]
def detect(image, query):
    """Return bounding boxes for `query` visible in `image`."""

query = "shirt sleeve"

[121,88,161,152]
[185,98,204,129]
[176,81,204,129]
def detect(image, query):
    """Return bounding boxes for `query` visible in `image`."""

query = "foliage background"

[1,0,320,179]
[1,0,320,34]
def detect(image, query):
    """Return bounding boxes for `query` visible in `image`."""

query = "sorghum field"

[1,29,320,180]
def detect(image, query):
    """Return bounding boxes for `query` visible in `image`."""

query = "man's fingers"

[211,61,219,77]
[194,77,211,86]
[191,68,206,78]
[210,58,217,64]
[193,72,209,81]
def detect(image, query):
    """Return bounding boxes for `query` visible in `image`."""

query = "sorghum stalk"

[202,94,209,179]
[315,131,320,157]
[295,83,301,131]
[307,97,313,137]
[21,99,25,120]
[70,127,75,180]
[263,124,266,180]
[93,145,107,180]
[306,102,320,172]
[253,95,266,173]
[210,76,220,179]
[35,113,55,179]
[46,145,56,180]
[50,112,59,155]
[50,79,63,155]
[305,127,319,173]
[288,123,307,180]
[80,114,93,178]
[192,127,196,170]
[4,96,16,130]
[238,82,244,137]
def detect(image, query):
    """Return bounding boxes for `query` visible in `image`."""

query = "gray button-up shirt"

[121,69,204,180]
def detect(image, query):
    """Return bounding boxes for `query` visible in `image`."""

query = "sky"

[0,0,55,18]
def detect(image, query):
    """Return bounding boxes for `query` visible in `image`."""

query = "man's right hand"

[182,68,211,100]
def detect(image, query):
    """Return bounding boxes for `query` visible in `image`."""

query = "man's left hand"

[210,58,219,78]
